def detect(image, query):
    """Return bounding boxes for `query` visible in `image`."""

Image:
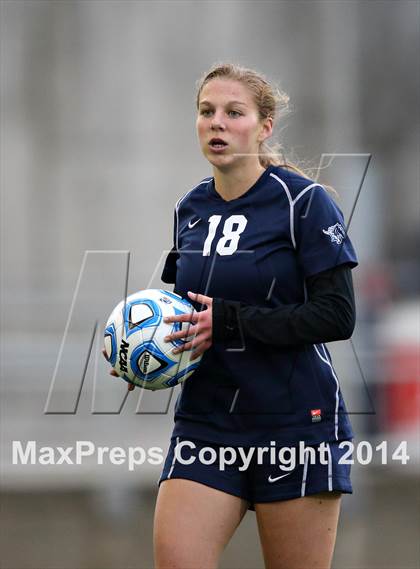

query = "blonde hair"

[196,62,315,180]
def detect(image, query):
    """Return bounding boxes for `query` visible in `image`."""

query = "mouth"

[209,138,228,149]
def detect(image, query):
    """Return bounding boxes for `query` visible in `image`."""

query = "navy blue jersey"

[162,165,358,446]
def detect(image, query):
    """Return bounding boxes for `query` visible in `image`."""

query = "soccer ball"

[103,289,202,390]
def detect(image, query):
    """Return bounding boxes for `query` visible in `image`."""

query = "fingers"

[164,292,213,359]
[172,333,206,353]
[190,341,212,360]
[172,332,212,361]
[187,291,212,307]
[164,312,197,325]
[107,363,133,391]
[164,324,197,342]
[102,347,117,375]
[172,344,204,360]
[163,292,212,325]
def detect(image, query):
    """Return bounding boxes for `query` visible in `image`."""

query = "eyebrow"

[199,100,248,107]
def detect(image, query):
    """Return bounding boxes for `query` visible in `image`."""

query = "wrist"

[212,298,241,343]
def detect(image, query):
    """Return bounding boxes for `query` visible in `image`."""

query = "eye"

[199,109,212,116]
[228,110,242,117]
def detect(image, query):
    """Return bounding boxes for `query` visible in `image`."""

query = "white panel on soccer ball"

[129,303,154,326]
[136,347,166,375]
[152,317,172,350]
[104,334,112,358]
[115,327,138,380]
[124,327,144,376]
[103,322,123,367]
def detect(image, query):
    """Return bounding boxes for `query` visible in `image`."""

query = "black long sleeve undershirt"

[211,264,356,348]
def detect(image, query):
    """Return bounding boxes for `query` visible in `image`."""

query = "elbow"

[335,302,356,340]
[319,296,355,342]
[341,315,355,339]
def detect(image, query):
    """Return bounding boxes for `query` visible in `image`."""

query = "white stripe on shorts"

[167,436,180,479]
[326,442,333,491]
[300,449,310,497]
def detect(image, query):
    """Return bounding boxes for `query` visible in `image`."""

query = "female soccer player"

[157,63,358,568]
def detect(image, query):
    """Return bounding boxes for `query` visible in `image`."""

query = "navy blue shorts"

[158,437,352,509]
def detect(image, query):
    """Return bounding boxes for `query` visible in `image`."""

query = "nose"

[211,121,225,132]
[210,112,225,131]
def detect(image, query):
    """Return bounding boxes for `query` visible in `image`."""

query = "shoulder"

[175,176,213,211]
[268,166,328,205]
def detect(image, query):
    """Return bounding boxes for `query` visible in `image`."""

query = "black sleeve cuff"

[161,247,179,284]
[212,298,242,343]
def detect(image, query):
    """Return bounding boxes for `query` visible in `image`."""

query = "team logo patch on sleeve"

[322,222,346,244]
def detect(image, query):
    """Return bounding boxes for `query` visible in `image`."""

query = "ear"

[257,117,273,143]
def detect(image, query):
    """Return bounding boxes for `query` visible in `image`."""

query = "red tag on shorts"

[311,409,322,423]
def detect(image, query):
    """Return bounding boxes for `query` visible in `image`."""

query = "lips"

[209,138,228,147]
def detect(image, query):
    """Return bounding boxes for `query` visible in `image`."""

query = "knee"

[154,535,219,569]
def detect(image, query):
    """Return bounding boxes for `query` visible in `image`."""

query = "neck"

[212,160,266,202]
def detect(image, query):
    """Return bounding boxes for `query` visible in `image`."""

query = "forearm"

[212,265,356,347]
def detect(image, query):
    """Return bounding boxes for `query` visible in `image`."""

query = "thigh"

[255,491,341,569]
[154,478,249,569]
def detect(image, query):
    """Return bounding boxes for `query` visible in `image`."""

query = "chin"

[209,160,234,172]
[205,153,234,167]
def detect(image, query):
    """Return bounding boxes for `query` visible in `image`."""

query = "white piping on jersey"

[167,436,180,479]
[313,344,341,440]
[174,179,212,250]
[270,173,342,438]
[269,173,324,249]
[300,448,310,497]
[302,280,308,302]
[229,388,240,414]
[326,442,333,491]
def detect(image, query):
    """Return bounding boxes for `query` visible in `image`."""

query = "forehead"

[198,78,255,107]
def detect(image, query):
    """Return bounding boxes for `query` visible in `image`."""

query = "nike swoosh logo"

[268,471,294,483]
[188,218,201,229]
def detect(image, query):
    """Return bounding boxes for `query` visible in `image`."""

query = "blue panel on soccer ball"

[104,323,117,366]
[160,289,191,308]
[130,341,176,381]
[164,362,201,387]
[171,307,192,346]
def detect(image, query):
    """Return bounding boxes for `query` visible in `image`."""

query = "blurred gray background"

[1,1,419,568]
